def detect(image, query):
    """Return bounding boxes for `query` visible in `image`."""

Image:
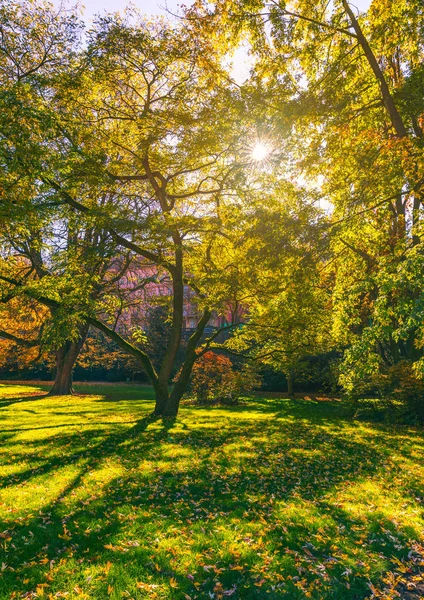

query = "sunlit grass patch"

[0,383,47,398]
[0,383,423,599]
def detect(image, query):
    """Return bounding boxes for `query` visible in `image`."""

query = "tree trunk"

[48,327,88,396]
[341,0,408,139]
[287,369,295,397]
[157,309,212,417]
[88,276,210,418]
[156,249,184,385]
[153,381,170,416]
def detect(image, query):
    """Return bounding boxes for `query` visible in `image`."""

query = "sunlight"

[227,39,254,85]
[251,142,271,162]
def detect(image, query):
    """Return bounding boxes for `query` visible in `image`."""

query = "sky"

[62,0,373,109]
[68,0,372,24]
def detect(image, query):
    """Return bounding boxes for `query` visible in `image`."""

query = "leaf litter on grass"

[0,384,422,599]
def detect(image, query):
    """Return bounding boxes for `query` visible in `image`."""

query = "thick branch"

[339,238,376,267]
[275,4,358,38]
[198,322,243,356]
[141,157,170,212]
[0,329,39,347]
[341,0,408,138]
[87,316,158,385]
[170,308,212,404]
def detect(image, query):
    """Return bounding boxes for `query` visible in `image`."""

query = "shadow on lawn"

[0,393,48,408]
[210,395,352,424]
[0,397,423,599]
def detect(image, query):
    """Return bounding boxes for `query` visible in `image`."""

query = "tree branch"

[87,316,158,385]
[41,177,175,273]
[0,329,39,347]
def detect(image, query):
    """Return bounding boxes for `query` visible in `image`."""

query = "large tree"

[0,6,259,414]
[0,0,89,393]
[188,0,424,396]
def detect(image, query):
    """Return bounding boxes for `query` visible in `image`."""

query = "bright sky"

[68,0,184,21]
[69,0,372,23]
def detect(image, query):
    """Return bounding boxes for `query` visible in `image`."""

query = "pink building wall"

[109,261,243,333]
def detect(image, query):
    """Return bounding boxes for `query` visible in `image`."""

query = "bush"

[349,360,424,423]
[188,351,260,405]
[382,361,424,422]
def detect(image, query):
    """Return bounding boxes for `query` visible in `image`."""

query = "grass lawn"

[0,383,423,600]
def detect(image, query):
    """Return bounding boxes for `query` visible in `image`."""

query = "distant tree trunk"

[412,195,422,246]
[48,326,88,396]
[287,368,294,397]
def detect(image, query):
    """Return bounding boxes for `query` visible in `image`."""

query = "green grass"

[0,383,423,600]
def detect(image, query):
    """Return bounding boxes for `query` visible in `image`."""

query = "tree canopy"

[1,0,423,418]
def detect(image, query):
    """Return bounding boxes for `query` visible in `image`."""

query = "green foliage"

[198,0,424,406]
[338,245,424,420]
[222,194,331,391]
[1,0,424,414]
[347,361,424,424]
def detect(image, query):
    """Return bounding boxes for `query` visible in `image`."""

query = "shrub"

[188,351,260,405]
[382,361,424,422]
[349,360,424,423]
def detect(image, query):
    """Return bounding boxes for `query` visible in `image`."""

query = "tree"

[77,16,254,415]
[0,0,88,394]
[222,190,331,395]
[0,6,257,414]
[188,0,424,404]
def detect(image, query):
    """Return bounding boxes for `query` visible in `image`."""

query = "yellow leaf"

[104,561,113,574]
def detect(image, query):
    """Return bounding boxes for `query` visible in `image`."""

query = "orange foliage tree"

[187,351,260,405]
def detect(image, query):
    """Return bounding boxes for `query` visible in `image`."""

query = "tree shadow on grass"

[0,414,159,488]
[0,400,423,599]
[192,395,352,426]
[0,393,48,408]
[0,421,137,434]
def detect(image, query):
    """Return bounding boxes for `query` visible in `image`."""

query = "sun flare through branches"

[251,142,271,162]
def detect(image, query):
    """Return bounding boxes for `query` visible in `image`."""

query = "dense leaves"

[1,0,424,413]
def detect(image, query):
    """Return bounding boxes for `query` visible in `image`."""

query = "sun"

[251,142,270,162]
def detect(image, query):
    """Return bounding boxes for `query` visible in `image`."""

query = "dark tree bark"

[287,368,294,397]
[341,0,408,139]
[153,381,170,416]
[161,308,212,417]
[154,245,184,415]
[48,326,89,396]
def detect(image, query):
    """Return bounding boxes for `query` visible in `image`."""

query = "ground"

[0,383,423,600]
